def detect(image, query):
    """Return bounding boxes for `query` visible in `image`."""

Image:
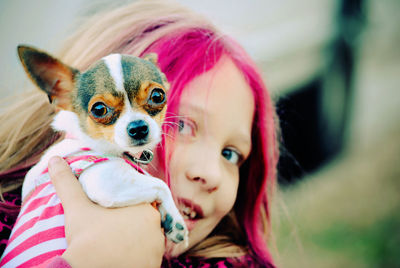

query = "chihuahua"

[0,46,187,267]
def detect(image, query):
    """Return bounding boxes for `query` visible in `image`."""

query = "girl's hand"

[48,156,165,268]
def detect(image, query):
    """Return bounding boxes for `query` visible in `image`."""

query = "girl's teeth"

[190,211,196,219]
[181,206,197,219]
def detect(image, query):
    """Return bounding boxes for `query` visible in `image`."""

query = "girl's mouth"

[178,198,204,221]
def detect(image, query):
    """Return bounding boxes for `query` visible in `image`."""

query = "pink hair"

[142,28,278,267]
[0,24,277,266]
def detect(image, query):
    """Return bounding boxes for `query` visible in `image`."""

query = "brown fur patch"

[133,81,167,118]
[133,81,152,107]
[87,93,124,125]
[85,116,116,142]
[137,104,166,127]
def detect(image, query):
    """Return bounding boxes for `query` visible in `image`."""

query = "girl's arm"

[47,156,165,268]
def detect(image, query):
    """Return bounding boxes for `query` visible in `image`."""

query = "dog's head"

[18,45,169,157]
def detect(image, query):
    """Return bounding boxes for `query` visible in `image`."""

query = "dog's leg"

[79,160,188,244]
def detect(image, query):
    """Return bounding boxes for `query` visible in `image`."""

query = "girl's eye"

[222,148,242,165]
[178,119,195,136]
[91,102,109,118]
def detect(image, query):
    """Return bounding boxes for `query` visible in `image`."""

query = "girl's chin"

[165,221,199,257]
[165,218,209,257]
[184,218,198,232]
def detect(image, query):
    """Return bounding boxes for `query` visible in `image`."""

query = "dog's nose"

[127,120,149,141]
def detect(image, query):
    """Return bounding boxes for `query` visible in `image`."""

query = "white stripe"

[103,54,124,92]
[3,214,65,256]
[2,238,67,268]
[15,190,60,231]
[19,183,54,216]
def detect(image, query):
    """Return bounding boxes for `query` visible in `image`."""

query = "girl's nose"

[185,148,222,193]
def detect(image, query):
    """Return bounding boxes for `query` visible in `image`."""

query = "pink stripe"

[41,154,108,178]
[15,191,55,227]
[23,181,52,203]
[20,193,57,217]
[19,249,66,268]
[92,157,109,163]
[8,204,64,245]
[64,155,108,164]
[0,227,65,266]
[123,159,145,174]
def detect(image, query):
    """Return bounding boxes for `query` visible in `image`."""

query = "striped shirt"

[0,148,143,267]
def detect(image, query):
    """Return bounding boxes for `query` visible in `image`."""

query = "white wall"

[0,0,336,98]
[0,0,87,98]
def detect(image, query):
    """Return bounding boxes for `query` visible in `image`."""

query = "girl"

[0,1,279,267]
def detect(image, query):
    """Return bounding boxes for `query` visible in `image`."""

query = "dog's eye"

[149,88,165,105]
[91,102,109,117]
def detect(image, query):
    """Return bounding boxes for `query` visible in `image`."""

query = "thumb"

[48,156,89,211]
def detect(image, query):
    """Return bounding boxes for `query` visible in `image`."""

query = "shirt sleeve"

[34,256,72,268]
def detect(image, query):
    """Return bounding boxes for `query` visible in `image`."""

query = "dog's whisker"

[164,113,183,118]
[163,122,180,129]
[163,115,185,122]
[161,130,176,139]
[162,124,180,131]
[161,133,176,140]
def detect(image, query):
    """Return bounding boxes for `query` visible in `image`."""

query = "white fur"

[52,111,122,155]
[24,108,95,198]
[114,102,161,155]
[23,110,187,244]
[23,137,168,209]
[103,54,124,92]
[22,138,83,199]
[23,136,188,244]
[50,110,160,157]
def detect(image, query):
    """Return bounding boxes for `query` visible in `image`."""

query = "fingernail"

[49,156,62,165]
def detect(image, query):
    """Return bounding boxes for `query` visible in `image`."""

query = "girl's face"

[163,56,255,255]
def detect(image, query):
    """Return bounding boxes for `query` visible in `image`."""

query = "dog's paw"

[159,207,188,245]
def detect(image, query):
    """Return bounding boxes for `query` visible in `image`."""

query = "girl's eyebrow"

[178,103,209,116]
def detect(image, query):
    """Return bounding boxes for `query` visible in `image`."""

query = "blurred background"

[1,0,399,267]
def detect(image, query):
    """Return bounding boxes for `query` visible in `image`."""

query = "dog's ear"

[17,45,80,110]
[143,53,158,66]
[143,53,169,91]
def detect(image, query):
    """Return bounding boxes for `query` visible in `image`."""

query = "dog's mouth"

[123,150,154,164]
[124,151,142,159]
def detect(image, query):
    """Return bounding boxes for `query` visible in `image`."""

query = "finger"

[48,156,89,211]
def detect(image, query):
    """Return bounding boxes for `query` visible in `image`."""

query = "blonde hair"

[0,0,209,186]
[0,92,56,178]
[0,0,255,260]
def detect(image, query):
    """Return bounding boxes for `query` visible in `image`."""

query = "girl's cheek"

[167,144,187,188]
[217,184,238,215]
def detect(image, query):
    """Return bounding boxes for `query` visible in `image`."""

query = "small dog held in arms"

[0,46,188,267]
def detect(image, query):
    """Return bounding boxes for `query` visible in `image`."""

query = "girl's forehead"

[179,57,254,148]
[181,57,254,112]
